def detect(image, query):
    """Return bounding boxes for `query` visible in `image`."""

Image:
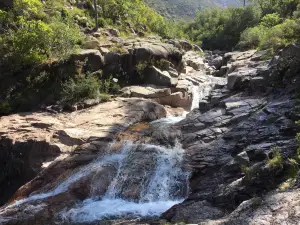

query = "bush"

[268,147,283,168]
[260,13,282,28]
[101,75,120,94]
[11,19,53,65]
[239,17,300,51]
[61,76,101,104]
[239,26,265,49]
[1,17,83,67]
[48,19,83,59]
[259,19,300,50]
[13,0,44,18]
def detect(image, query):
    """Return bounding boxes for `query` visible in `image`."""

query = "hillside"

[144,0,242,19]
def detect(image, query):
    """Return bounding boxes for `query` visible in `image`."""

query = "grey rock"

[199,100,210,113]
[179,40,193,51]
[144,66,178,87]
[234,151,250,166]
[107,28,120,37]
[162,200,225,223]
[210,56,224,70]
[71,49,104,71]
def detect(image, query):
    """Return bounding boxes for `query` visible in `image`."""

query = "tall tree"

[93,0,98,30]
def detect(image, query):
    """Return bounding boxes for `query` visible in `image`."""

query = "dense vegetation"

[144,0,241,19]
[185,0,300,51]
[0,0,181,114]
[0,0,172,69]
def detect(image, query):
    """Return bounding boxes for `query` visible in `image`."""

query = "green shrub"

[101,75,120,94]
[0,101,12,115]
[11,19,53,65]
[136,62,148,77]
[268,147,283,168]
[13,0,44,18]
[109,45,127,54]
[61,76,101,104]
[260,13,282,28]
[239,17,300,51]
[259,19,299,50]
[239,26,265,49]
[1,17,83,67]
[48,19,83,59]
[293,3,300,18]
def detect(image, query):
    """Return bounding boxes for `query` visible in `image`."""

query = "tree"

[93,0,98,30]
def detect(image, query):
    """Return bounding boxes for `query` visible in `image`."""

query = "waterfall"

[191,74,223,110]
[59,142,189,223]
[1,142,189,223]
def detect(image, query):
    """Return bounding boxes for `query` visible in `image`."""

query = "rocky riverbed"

[0,35,300,224]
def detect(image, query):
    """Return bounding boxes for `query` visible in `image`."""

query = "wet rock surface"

[162,45,300,224]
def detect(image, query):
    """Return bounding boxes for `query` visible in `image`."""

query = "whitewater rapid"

[60,142,189,223]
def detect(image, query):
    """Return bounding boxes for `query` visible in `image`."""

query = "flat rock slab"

[0,98,167,153]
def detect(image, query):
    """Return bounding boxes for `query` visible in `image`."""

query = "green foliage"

[100,75,120,94]
[259,19,300,50]
[11,19,53,65]
[61,76,101,104]
[0,101,11,114]
[136,62,148,78]
[240,17,300,51]
[94,0,170,37]
[0,0,84,69]
[186,5,261,50]
[268,147,283,168]
[293,3,300,18]
[238,26,265,49]
[143,0,234,19]
[109,45,127,54]
[260,13,282,27]
[13,0,44,18]
[48,19,83,59]
[187,0,300,51]
[253,0,298,17]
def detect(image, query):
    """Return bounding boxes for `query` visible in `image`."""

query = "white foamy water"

[1,142,189,223]
[60,199,180,223]
[60,142,189,223]
[191,75,218,111]
[3,144,127,210]
[150,115,186,125]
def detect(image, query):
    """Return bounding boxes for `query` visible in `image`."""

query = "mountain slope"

[144,0,242,19]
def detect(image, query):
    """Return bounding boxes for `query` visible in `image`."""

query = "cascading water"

[1,142,189,223]
[58,142,189,223]
[191,74,219,111]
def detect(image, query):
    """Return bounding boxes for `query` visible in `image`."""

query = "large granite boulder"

[144,66,178,87]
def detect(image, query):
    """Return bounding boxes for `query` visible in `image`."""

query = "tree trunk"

[243,0,246,7]
[94,0,98,31]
